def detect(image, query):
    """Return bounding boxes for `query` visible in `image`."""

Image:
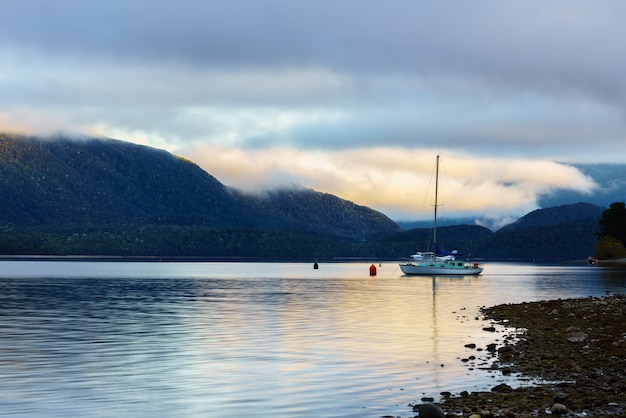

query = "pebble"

[415,403,445,418]
[491,383,513,393]
[435,295,626,417]
[550,402,567,414]
[566,331,588,342]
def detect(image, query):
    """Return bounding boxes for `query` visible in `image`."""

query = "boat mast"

[433,154,439,250]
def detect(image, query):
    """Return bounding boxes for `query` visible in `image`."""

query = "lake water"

[0,261,625,417]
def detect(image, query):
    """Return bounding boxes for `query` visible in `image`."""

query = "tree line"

[595,201,626,260]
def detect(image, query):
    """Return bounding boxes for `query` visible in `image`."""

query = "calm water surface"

[0,261,625,417]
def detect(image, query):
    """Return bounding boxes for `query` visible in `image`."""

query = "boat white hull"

[399,261,483,276]
[400,155,485,276]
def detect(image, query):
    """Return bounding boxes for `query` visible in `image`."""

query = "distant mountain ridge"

[0,133,613,260]
[537,162,626,209]
[498,202,605,233]
[479,202,604,261]
[400,163,624,231]
[389,203,604,261]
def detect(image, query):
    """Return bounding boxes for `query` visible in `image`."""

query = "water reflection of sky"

[0,261,624,417]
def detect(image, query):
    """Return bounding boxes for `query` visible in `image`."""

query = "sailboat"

[399,155,483,276]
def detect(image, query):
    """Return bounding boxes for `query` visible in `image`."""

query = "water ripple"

[0,262,623,417]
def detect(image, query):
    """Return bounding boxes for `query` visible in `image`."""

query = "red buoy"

[369,264,377,276]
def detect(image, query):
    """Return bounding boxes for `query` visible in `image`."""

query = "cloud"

[179,145,597,220]
[3,42,624,161]
[0,0,623,222]
[3,2,624,90]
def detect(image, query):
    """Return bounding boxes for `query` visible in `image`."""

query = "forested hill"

[479,203,604,261]
[0,134,400,256]
[0,134,237,226]
[497,202,605,233]
[380,202,605,261]
[0,133,611,260]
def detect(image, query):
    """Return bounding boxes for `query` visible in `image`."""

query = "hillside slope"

[385,203,605,261]
[0,134,400,240]
[0,134,238,227]
[479,203,604,260]
[498,202,605,233]
[0,134,609,260]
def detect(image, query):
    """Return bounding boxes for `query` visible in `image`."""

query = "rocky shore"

[414,294,626,417]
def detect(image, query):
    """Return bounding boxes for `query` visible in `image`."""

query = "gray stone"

[550,403,567,414]
[491,383,514,393]
[567,331,588,342]
[416,403,445,418]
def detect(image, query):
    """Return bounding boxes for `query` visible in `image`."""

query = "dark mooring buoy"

[313,262,319,269]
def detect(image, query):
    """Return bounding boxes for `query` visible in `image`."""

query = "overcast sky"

[1,0,623,224]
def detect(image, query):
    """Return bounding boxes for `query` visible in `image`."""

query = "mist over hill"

[0,133,403,258]
[0,133,612,261]
[537,163,626,209]
[399,162,624,232]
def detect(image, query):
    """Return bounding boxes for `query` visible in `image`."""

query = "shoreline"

[422,294,626,417]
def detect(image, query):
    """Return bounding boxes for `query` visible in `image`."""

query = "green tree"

[594,235,626,260]
[597,202,626,246]
[595,202,626,259]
